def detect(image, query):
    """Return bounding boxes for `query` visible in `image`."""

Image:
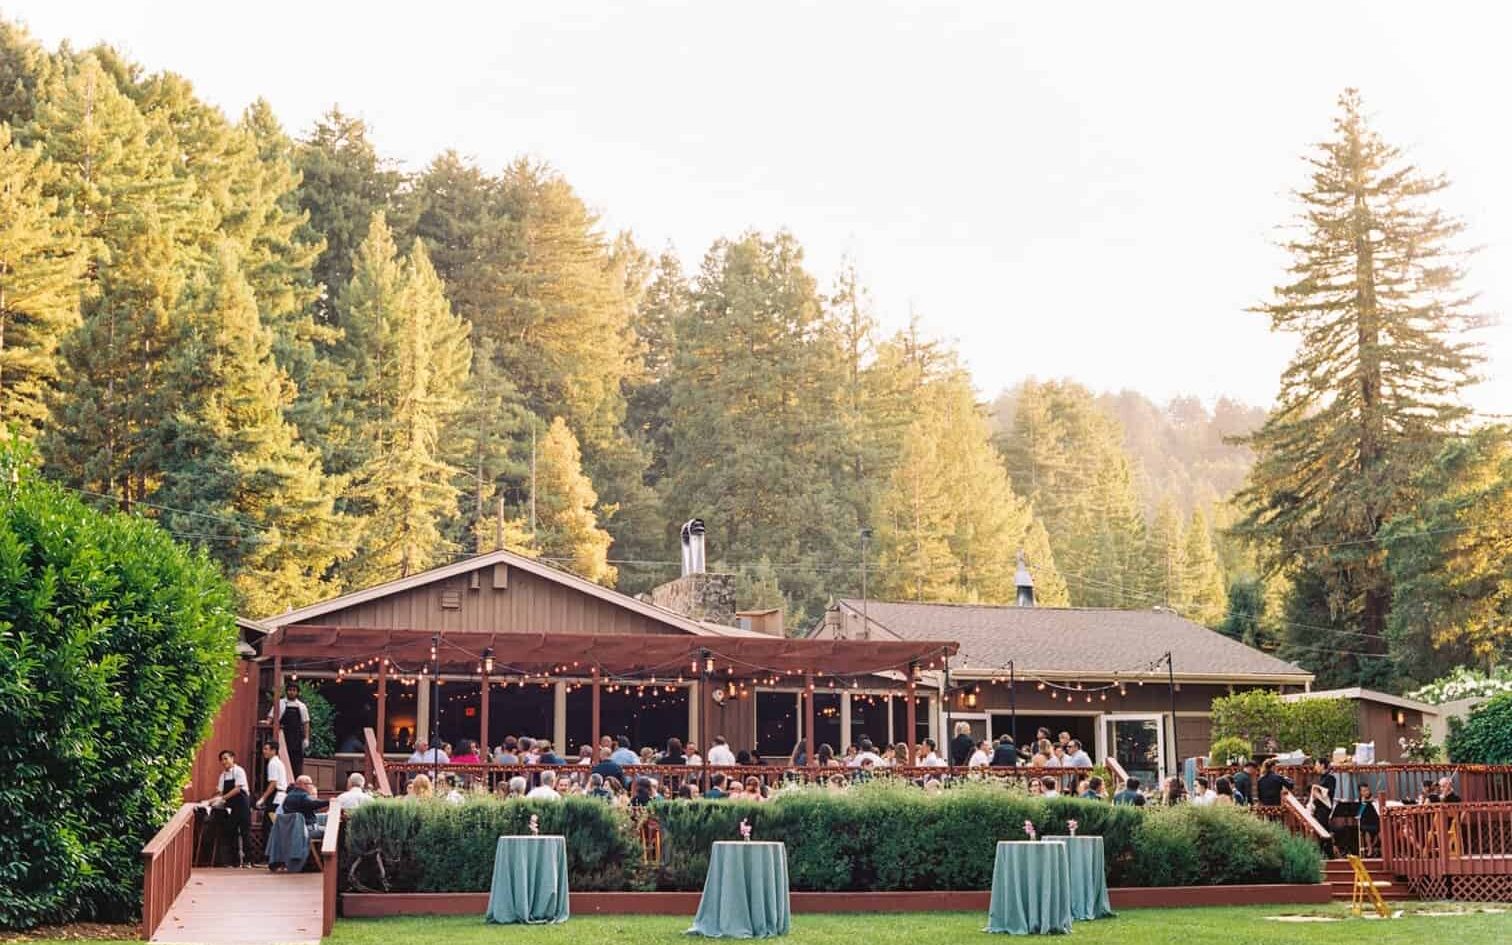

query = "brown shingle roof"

[832,599,1310,681]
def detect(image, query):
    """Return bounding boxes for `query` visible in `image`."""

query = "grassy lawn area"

[325,906,1512,945]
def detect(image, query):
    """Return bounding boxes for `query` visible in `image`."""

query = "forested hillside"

[0,23,1503,689]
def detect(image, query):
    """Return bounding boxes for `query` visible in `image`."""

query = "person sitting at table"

[1113,776,1146,806]
[969,740,993,768]
[1213,776,1236,807]
[686,742,703,766]
[609,737,640,766]
[812,743,835,767]
[407,740,449,765]
[576,744,594,765]
[282,775,329,822]
[890,742,911,767]
[494,736,520,764]
[660,737,687,765]
[202,749,252,867]
[335,772,371,811]
[639,746,657,764]
[407,774,434,799]
[630,775,656,807]
[851,738,885,768]
[1430,776,1461,803]
[526,770,562,800]
[991,735,1020,767]
[536,740,566,765]
[705,773,728,799]
[450,739,481,764]
[1256,758,1292,805]
[1357,783,1381,855]
[1040,776,1060,799]
[1162,776,1188,805]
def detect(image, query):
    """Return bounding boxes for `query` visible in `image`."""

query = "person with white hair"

[335,772,371,811]
[507,775,527,797]
[527,769,562,800]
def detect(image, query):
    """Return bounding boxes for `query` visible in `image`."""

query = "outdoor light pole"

[1007,660,1016,751]
[1164,651,1179,779]
[859,527,872,633]
[429,632,441,783]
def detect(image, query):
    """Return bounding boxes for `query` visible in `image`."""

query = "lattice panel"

[1409,875,1512,901]
[1409,877,1449,900]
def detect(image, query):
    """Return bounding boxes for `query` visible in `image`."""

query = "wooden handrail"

[1103,757,1129,791]
[140,803,198,940]
[321,812,342,936]
[363,727,391,796]
[1281,789,1332,840]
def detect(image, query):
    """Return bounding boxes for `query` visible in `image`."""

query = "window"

[756,692,799,756]
[850,693,887,749]
[890,694,932,746]
[812,692,841,753]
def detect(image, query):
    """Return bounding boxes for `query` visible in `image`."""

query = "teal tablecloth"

[986,840,1073,935]
[1043,836,1114,920]
[485,835,570,924]
[688,841,791,938]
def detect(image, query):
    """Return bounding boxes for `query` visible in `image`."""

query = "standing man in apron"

[268,681,311,777]
[205,749,252,867]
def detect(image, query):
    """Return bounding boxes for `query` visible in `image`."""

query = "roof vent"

[1015,551,1035,608]
[680,519,706,576]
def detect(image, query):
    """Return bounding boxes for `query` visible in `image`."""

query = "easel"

[1347,854,1391,918]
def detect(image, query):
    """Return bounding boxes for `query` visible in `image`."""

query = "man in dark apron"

[268,681,311,777]
[206,749,252,867]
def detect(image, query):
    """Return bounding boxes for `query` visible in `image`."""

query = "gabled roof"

[826,598,1312,682]
[1284,687,1438,715]
[261,548,720,636]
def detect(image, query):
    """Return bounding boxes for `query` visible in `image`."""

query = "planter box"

[342,884,1332,917]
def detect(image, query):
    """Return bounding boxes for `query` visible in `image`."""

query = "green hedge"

[1211,689,1355,759]
[0,446,240,929]
[343,796,646,892]
[1446,692,1512,763]
[345,782,1320,893]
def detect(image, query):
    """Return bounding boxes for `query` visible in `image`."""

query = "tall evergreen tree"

[1148,498,1186,608]
[533,416,616,585]
[1236,90,1484,684]
[295,108,401,324]
[0,123,80,437]
[153,243,349,615]
[1179,508,1227,627]
[342,240,471,585]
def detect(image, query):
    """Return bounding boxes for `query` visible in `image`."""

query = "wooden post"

[376,659,389,763]
[479,668,490,756]
[591,667,602,758]
[906,662,918,762]
[805,673,816,770]
[273,655,284,701]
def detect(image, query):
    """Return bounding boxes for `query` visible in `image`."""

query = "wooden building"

[1283,687,1438,763]
[808,596,1314,783]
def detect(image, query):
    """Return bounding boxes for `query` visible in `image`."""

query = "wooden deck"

[150,869,323,945]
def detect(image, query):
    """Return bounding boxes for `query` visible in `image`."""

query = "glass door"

[1103,715,1165,786]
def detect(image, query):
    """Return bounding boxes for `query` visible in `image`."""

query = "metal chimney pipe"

[1015,551,1035,607]
[680,519,706,576]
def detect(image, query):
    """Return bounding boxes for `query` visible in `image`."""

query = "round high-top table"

[1043,836,1114,920]
[485,835,570,924]
[688,840,791,938]
[985,840,1073,935]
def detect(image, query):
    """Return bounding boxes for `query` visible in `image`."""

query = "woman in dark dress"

[1356,783,1381,856]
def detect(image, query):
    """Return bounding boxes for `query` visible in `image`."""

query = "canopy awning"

[264,625,956,680]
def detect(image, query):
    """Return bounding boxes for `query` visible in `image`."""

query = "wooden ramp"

[151,869,323,945]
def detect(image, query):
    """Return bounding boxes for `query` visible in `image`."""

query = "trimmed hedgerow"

[346,780,1320,893]
[0,445,240,929]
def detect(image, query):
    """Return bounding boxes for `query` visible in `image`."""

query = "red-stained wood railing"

[140,803,199,940]
[363,727,391,797]
[1199,763,1512,804]
[1104,756,1129,793]
[1382,802,1512,885]
[321,811,342,936]
[1280,789,1333,841]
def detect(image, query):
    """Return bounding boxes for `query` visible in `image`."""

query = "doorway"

[1103,714,1166,786]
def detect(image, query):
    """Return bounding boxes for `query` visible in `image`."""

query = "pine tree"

[34,55,197,501]
[1179,508,1226,627]
[450,334,533,552]
[295,108,401,324]
[1237,89,1484,684]
[533,416,616,585]
[153,242,349,615]
[0,123,80,437]
[342,240,471,585]
[1148,498,1186,608]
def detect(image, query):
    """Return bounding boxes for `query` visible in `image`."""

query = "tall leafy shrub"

[0,445,239,928]
[1446,692,1512,763]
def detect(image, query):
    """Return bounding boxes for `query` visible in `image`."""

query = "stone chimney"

[1015,551,1035,607]
[647,519,736,625]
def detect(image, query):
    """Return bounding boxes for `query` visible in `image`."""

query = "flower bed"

[341,782,1320,895]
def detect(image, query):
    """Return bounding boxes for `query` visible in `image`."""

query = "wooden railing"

[140,803,198,940]
[321,811,342,936]
[382,760,1104,796]
[1104,756,1129,793]
[1198,763,1512,804]
[1280,789,1333,840]
[1382,802,1512,883]
[363,727,391,797]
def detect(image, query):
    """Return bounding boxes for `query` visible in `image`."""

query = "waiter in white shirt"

[256,740,289,815]
[706,736,736,765]
[267,681,311,777]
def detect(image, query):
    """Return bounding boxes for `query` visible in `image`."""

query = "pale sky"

[8,1,1512,414]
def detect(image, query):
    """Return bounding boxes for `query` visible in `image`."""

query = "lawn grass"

[325,906,1512,945]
